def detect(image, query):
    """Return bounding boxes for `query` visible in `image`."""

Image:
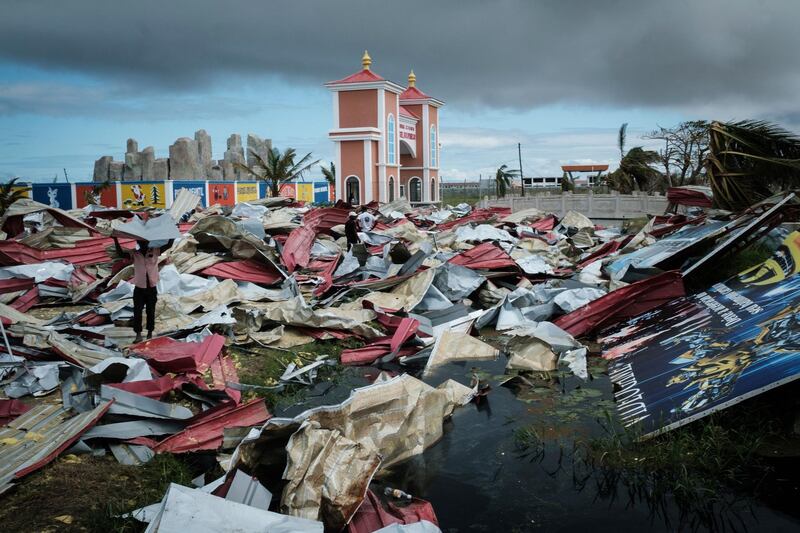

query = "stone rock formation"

[246,133,272,168]
[195,129,213,179]
[168,137,202,181]
[92,130,271,181]
[222,134,246,181]
[153,159,169,181]
[93,156,112,182]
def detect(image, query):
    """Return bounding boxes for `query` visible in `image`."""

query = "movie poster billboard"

[75,183,117,208]
[121,182,167,209]
[236,182,259,203]
[172,181,207,207]
[600,231,800,438]
[32,183,73,210]
[207,182,235,206]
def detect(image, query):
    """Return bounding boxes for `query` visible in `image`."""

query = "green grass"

[231,338,364,410]
[0,453,194,532]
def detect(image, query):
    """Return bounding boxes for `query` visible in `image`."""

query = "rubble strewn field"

[0,192,798,531]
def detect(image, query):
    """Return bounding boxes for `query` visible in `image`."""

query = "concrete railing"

[480,191,669,220]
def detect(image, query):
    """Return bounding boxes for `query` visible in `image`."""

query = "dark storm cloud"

[1,0,798,111]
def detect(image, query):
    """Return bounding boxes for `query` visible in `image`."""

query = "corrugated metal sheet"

[0,401,111,493]
[282,225,316,273]
[200,260,282,285]
[154,398,270,454]
[0,237,133,266]
[447,242,518,271]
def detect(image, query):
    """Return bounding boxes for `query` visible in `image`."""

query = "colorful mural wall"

[7,180,330,210]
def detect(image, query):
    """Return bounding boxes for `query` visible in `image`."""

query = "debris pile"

[0,189,798,530]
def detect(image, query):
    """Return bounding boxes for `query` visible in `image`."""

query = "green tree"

[494,164,519,198]
[236,147,320,198]
[644,121,710,186]
[0,178,31,217]
[608,123,661,193]
[321,161,335,195]
[706,120,800,211]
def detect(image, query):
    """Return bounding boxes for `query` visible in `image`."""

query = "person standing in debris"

[113,238,172,343]
[345,211,361,251]
[357,206,376,232]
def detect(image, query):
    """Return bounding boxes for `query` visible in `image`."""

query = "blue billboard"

[32,183,73,210]
[601,231,800,437]
[172,181,207,206]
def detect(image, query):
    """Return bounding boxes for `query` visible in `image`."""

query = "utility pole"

[518,143,525,197]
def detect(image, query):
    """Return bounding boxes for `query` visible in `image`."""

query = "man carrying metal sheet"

[114,238,173,342]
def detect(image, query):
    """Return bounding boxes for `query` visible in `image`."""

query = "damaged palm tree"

[236,147,320,199]
[707,120,800,211]
[0,179,31,217]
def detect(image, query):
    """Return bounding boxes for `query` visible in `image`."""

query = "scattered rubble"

[0,189,798,530]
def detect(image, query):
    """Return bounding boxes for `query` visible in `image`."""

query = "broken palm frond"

[707,120,800,211]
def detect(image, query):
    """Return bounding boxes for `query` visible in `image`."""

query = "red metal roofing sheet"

[9,287,39,313]
[128,334,226,374]
[200,260,282,285]
[282,224,316,273]
[553,270,685,337]
[667,187,713,207]
[434,207,512,231]
[347,489,439,533]
[154,398,270,454]
[448,242,518,271]
[0,399,31,425]
[0,278,34,295]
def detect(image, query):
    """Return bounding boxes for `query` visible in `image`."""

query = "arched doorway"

[388,176,395,202]
[430,178,436,202]
[409,177,422,203]
[345,176,360,205]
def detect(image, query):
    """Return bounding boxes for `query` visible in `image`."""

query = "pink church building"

[326,51,444,205]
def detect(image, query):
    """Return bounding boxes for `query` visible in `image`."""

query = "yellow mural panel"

[236,183,259,203]
[121,182,166,209]
[296,183,314,203]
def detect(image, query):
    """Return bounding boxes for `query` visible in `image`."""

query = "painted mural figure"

[47,187,59,208]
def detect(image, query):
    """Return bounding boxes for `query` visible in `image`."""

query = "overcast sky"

[2,0,799,182]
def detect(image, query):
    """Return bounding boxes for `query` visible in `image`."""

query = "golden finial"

[361,50,372,70]
[408,70,416,87]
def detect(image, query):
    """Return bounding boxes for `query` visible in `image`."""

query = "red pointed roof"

[399,85,431,100]
[399,106,419,120]
[328,68,385,85]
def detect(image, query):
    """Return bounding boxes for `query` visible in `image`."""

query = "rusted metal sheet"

[0,401,112,493]
[200,260,282,285]
[303,207,350,235]
[154,398,270,454]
